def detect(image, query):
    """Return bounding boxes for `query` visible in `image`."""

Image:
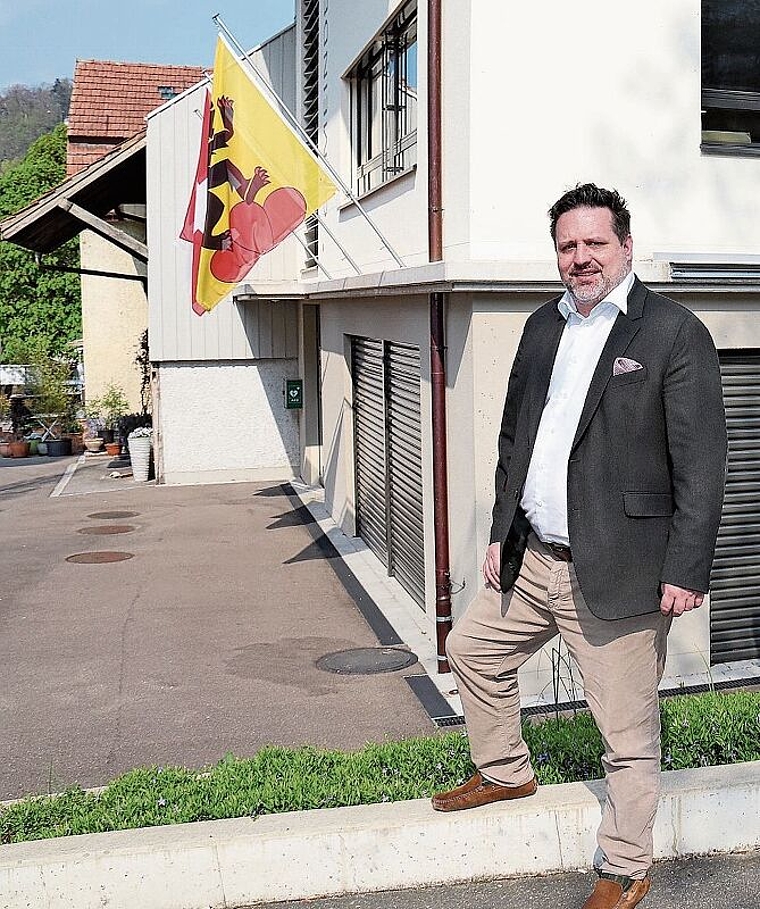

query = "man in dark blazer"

[432,184,727,909]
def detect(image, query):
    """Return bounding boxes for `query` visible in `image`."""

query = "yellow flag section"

[186,36,337,315]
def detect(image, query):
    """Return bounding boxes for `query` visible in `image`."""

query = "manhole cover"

[77,525,135,535]
[316,647,418,675]
[88,511,139,519]
[66,551,135,564]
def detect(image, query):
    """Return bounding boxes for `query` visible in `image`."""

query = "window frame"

[701,88,760,157]
[349,1,418,196]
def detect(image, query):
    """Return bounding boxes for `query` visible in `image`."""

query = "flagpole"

[212,15,406,269]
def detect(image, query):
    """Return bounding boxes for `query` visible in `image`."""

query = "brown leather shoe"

[431,771,537,811]
[581,875,651,909]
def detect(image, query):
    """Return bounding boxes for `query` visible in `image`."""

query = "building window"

[702,1,760,155]
[350,1,417,195]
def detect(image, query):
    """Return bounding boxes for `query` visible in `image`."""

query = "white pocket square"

[613,357,644,376]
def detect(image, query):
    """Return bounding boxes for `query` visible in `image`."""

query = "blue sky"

[0,0,295,92]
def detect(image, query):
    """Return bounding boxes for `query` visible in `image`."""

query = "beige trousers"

[446,535,671,878]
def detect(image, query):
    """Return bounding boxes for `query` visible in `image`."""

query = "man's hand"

[483,541,501,589]
[659,583,704,617]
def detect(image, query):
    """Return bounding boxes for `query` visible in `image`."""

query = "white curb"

[1,761,758,909]
[49,455,84,498]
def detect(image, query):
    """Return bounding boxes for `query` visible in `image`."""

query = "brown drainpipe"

[428,0,452,673]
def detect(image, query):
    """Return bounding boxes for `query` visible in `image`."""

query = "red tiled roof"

[67,60,205,175]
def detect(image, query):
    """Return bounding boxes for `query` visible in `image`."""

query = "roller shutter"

[386,343,426,606]
[710,352,760,663]
[352,338,389,568]
[351,337,425,607]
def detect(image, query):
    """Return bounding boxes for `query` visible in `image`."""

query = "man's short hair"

[549,183,631,244]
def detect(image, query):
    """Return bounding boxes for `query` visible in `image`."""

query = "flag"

[181,36,337,315]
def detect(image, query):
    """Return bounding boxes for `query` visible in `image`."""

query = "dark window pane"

[703,0,760,93]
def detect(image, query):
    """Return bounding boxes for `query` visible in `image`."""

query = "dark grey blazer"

[490,277,728,620]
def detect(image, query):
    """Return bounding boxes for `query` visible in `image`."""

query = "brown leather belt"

[544,541,573,562]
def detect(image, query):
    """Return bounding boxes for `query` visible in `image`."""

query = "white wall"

[319,293,436,613]
[468,0,760,268]
[81,228,147,411]
[316,0,760,279]
[311,0,760,697]
[157,360,300,485]
[317,1,432,274]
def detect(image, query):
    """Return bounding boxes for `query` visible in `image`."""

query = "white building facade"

[147,1,760,700]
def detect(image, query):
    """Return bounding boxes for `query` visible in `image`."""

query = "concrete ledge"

[1,761,758,908]
[161,467,298,486]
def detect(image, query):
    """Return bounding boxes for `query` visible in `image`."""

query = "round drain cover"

[316,647,418,675]
[66,551,135,564]
[88,511,139,519]
[77,525,135,535]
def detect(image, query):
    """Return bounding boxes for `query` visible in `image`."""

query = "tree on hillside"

[0,79,73,164]
[0,123,81,363]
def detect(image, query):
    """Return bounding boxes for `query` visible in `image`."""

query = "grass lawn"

[2,690,758,844]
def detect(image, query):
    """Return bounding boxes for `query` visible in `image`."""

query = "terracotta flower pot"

[8,440,30,458]
[105,442,121,457]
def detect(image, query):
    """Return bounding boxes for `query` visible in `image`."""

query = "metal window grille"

[351,1,418,195]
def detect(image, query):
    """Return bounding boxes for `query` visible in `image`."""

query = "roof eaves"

[0,130,147,247]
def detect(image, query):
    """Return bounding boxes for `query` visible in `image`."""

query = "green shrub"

[661,690,760,769]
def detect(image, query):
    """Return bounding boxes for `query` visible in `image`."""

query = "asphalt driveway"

[0,455,434,799]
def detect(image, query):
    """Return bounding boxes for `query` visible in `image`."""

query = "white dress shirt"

[520,271,635,546]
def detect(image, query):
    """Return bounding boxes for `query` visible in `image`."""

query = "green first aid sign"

[286,379,303,409]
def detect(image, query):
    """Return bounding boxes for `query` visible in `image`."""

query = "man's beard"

[566,263,631,307]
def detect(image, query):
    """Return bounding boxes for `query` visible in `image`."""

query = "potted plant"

[117,412,152,440]
[26,350,78,456]
[46,437,72,457]
[0,393,11,456]
[63,413,85,454]
[81,416,104,451]
[8,394,31,457]
[7,439,30,458]
[26,433,41,456]
[86,383,129,445]
[117,412,152,464]
[84,436,104,453]
[127,426,153,482]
